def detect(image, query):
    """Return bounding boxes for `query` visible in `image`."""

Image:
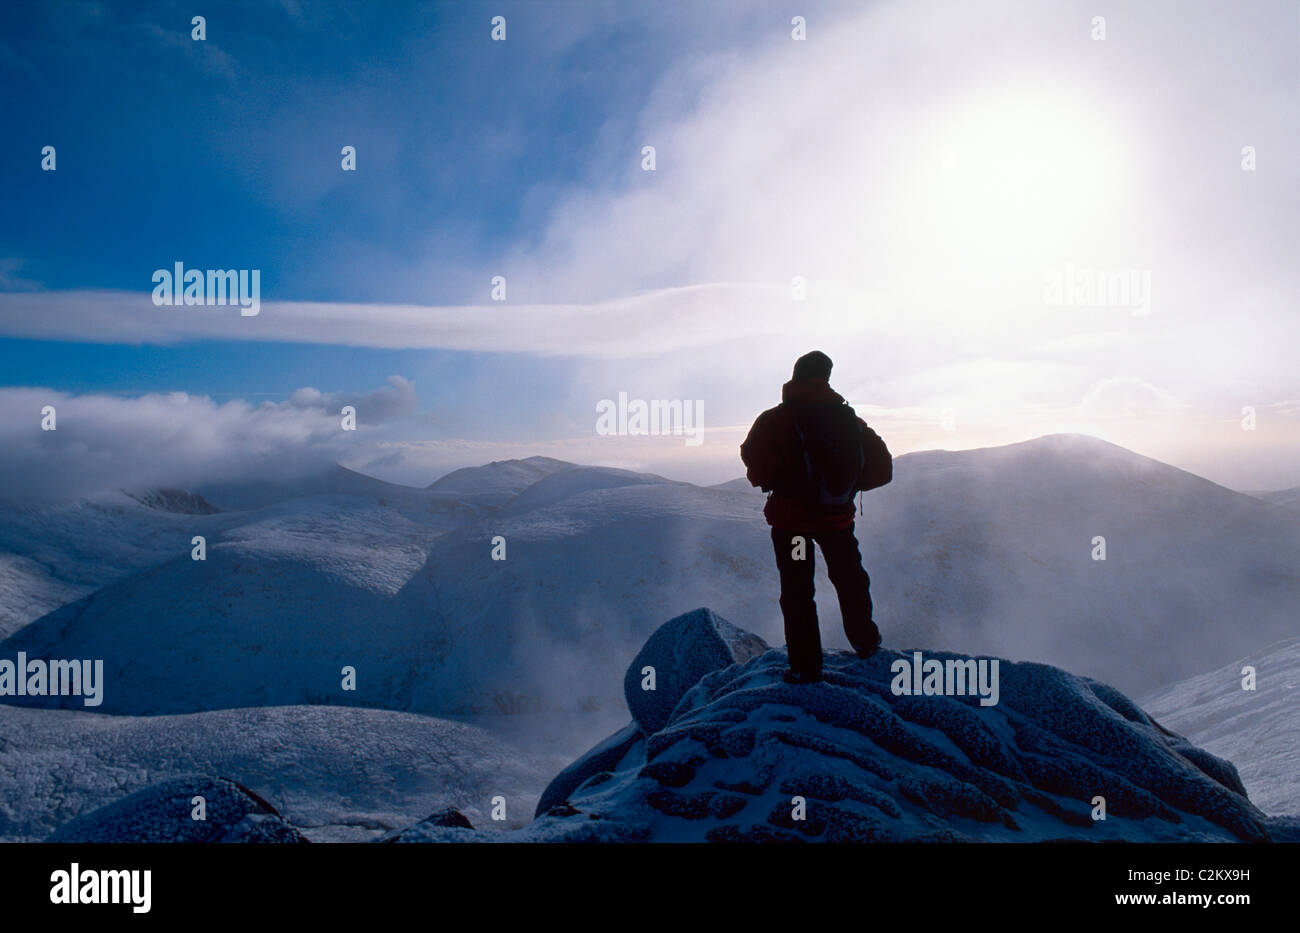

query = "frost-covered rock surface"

[534,608,768,818]
[534,721,644,818]
[624,607,769,734]
[514,643,1275,842]
[47,776,306,843]
[380,807,481,843]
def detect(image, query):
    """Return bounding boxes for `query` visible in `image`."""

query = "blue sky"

[3,1,662,301]
[1,0,1296,493]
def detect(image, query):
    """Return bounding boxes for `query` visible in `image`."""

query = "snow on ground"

[37,610,1289,843]
[0,704,567,842]
[4,442,1297,843]
[0,492,239,636]
[1140,638,1300,816]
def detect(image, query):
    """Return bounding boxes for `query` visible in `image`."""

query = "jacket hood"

[782,378,845,406]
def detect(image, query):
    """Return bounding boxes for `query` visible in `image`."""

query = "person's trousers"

[770,524,877,677]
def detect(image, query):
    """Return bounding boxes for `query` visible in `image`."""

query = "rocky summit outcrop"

[534,607,769,817]
[515,613,1280,843]
[46,776,306,843]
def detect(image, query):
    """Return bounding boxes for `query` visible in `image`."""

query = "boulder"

[534,721,644,817]
[46,776,305,843]
[379,807,483,843]
[623,607,768,734]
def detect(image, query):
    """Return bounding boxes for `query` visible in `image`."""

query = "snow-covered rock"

[379,807,480,843]
[512,620,1276,842]
[623,607,769,734]
[534,721,644,818]
[122,488,222,515]
[528,596,809,821]
[46,776,305,843]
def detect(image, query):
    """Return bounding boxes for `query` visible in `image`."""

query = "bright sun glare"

[917,85,1127,272]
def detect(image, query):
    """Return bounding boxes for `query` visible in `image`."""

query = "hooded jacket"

[739,378,873,533]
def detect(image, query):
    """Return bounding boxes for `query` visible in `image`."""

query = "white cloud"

[0,378,417,503]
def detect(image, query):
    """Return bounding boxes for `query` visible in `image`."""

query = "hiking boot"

[853,628,883,659]
[783,668,822,685]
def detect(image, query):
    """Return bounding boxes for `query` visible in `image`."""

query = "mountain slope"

[1140,638,1300,815]
[3,434,1296,717]
[854,434,1300,695]
[0,493,241,637]
[1250,486,1300,511]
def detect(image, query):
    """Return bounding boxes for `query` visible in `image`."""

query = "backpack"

[791,403,866,506]
[858,424,892,492]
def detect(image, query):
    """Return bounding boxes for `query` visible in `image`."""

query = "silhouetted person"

[740,351,891,684]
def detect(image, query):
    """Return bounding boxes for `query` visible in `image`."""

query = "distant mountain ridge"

[2,434,1296,719]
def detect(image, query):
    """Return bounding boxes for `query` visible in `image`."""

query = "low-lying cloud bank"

[0,377,415,502]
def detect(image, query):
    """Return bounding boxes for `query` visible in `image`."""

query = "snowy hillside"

[0,464,474,637]
[0,492,243,637]
[196,463,486,527]
[1250,486,1300,511]
[1,468,773,715]
[1140,638,1300,815]
[426,456,574,509]
[4,435,1295,719]
[852,434,1300,695]
[0,702,566,842]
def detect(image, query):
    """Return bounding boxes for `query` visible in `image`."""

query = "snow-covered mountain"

[425,456,574,510]
[1140,638,1300,816]
[196,463,487,527]
[2,434,1296,718]
[852,434,1300,697]
[1250,486,1300,511]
